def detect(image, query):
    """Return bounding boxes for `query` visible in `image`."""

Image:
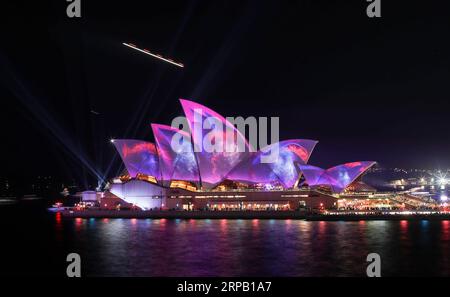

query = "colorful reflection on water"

[47,217,450,276]
[4,205,450,277]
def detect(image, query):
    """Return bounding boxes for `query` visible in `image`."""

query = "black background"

[1,0,450,188]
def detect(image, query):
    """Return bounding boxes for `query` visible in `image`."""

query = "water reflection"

[55,212,62,225]
[54,218,450,276]
[442,220,450,241]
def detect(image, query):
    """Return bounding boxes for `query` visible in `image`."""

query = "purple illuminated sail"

[151,123,200,184]
[299,161,376,193]
[112,139,160,179]
[325,161,376,192]
[267,139,318,188]
[180,99,253,188]
[226,139,318,188]
[298,165,327,186]
[225,152,279,185]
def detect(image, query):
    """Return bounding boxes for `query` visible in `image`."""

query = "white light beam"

[122,42,184,68]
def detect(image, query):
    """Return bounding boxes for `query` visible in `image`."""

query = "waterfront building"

[102,99,385,211]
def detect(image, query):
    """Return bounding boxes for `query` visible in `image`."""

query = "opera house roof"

[111,99,375,193]
[299,162,377,193]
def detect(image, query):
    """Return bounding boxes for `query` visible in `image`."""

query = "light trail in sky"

[122,42,184,68]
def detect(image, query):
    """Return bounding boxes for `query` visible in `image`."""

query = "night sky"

[1,0,450,186]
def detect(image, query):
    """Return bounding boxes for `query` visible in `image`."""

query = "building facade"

[105,99,375,210]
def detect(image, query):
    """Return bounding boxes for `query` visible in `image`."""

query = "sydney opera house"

[101,99,378,211]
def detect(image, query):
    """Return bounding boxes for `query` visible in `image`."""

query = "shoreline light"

[122,42,184,68]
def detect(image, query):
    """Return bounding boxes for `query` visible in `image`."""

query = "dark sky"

[1,0,450,185]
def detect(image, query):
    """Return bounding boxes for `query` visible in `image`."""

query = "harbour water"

[1,204,450,276]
